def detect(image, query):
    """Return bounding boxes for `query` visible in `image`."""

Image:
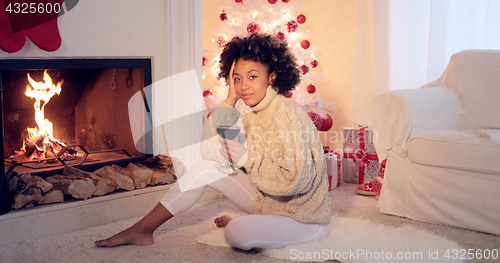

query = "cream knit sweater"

[201,86,331,226]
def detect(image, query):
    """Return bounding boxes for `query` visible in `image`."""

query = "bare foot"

[95,225,154,247]
[214,215,233,228]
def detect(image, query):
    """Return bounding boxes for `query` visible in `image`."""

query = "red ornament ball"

[301,39,310,49]
[216,36,226,47]
[276,31,285,41]
[300,65,309,75]
[311,60,318,68]
[282,0,290,2]
[268,0,278,4]
[247,22,260,34]
[297,14,306,24]
[306,84,316,94]
[282,91,293,98]
[286,20,298,33]
[220,12,228,21]
[202,56,207,67]
[320,114,333,131]
[235,0,243,3]
[308,112,323,130]
[203,90,213,97]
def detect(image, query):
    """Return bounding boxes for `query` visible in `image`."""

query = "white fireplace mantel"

[0,0,210,244]
[0,0,203,167]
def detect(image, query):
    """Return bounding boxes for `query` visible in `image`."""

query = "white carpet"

[1,184,498,263]
[196,214,464,263]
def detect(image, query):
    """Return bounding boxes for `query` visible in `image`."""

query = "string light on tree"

[216,36,226,47]
[203,0,336,131]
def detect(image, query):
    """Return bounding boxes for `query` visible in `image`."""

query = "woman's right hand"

[224,61,240,107]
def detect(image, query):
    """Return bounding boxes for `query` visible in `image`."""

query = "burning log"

[45,175,96,200]
[93,166,134,191]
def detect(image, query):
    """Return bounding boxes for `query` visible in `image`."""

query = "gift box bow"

[323,146,332,154]
[345,148,377,168]
[323,146,343,160]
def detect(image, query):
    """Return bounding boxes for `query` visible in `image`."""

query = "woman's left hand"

[218,138,246,165]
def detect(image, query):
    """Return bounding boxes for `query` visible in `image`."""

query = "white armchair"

[366,50,500,235]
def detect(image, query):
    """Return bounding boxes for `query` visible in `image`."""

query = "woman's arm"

[201,60,248,165]
[249,102,322,196]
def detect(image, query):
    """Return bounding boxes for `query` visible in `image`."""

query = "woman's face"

[232,58,276,107]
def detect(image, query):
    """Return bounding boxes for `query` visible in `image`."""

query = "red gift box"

[343,127,379,184]
[324,147,342,191]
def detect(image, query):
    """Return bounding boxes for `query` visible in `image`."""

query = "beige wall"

[202,0,357,151]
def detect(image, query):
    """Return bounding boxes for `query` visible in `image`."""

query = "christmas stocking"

[0,1,26,53]
[24,0,64,52]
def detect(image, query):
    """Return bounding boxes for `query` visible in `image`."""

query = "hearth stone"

[0,184,220,244]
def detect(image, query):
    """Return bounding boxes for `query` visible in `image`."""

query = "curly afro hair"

[218,34,301,94]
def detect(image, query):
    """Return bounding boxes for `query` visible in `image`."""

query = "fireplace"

[0,58,157,209]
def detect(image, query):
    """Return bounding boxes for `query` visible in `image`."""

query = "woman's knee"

[223,217,253,250]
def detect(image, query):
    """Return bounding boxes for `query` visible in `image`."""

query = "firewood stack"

[7,155,181,210]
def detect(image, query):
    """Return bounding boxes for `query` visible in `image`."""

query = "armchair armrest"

[366,87,463,160]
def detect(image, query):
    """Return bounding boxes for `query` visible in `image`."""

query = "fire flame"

[19,70,67,160]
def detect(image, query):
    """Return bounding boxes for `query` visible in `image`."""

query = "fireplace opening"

[0,58,177,212]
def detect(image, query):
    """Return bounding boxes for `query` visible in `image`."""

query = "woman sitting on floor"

[95,33,331,251]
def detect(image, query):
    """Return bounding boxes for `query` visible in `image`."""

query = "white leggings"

[160,159,329,250]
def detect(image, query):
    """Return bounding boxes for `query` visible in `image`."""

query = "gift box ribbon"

[343,127,378,184]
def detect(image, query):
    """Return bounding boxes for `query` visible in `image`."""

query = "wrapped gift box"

[324,147,342,191]
[343,127,379,184]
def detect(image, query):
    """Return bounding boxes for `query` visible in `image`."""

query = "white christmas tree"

[202,0,336,131]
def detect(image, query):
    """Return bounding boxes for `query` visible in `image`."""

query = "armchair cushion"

[407,130,500,174]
